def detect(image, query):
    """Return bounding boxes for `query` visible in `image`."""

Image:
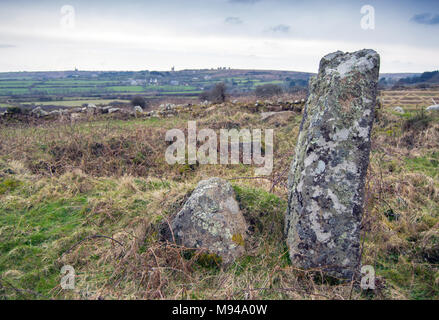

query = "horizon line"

[0,68,427,75]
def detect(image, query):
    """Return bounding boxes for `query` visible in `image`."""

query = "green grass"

[42,80,119,86]
[0,80,37,87]
[0,178,21,194]
[405,152,439,178]
[0,88,31,95]
[106,86,145,92]
[375,252,439,299]
[160,90,202,95]
[0,185,89,298]
[22,99,130,107]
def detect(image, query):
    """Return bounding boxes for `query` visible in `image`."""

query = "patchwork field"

[0,69,313,105]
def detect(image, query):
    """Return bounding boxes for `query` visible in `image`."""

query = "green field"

[0,69,315,114]
[0,69,313,103]
[21,99,130,107]
[0,79,202,97]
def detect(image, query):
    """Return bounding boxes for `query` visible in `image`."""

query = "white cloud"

[0,0,437,72]
[269,24,290,33]
[225,17,243,25]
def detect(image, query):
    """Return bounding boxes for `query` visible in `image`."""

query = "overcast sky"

[0,0,438,73]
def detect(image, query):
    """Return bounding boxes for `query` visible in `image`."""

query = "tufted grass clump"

[402,108,433,132]
[233,185,286,237]
[196,253,223,270]
[0,178,21,194]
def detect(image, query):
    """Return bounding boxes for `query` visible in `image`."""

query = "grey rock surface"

[393,106,405,113]
[260,111,294,121]
[86,103,97,114]
[133,105,143,113]
[170,177,247,265]
[49,110,62,116]
[426,104,439,111]
[285,49,380,279]
[31,107,48,117]
[108,108,121,114]
[101,106,112,114]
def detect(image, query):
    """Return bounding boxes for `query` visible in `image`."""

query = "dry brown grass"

[0,97,438,300]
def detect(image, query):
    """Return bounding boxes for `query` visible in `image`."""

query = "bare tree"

[131,95,147,109]
[199,82,227,103]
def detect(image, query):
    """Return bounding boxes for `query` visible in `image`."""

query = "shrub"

[255,84,283,98]
[199,82,227,103]
[130,95,147,109]
[199,91,210,102]
[6,106,22,114]
[403,108,432,132]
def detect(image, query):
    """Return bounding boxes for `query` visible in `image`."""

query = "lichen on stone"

[170,177,248,265]
[285,49,380,279]
[232,233,245,247]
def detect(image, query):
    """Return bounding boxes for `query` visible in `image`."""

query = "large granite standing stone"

[285,49,380,279]
[171,177,247,265]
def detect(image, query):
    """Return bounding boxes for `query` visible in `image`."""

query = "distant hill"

[396,71,439,85]
[378,73,421,87]
[0,69,314,99]
[0,69,433,101]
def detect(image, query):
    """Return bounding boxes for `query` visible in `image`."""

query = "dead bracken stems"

[63,235,125,256]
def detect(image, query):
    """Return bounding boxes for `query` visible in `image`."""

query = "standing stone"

[285,49,380,279]
[170,177,247,265]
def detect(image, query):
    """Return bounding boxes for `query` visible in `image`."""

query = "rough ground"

[0,95,438,300]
